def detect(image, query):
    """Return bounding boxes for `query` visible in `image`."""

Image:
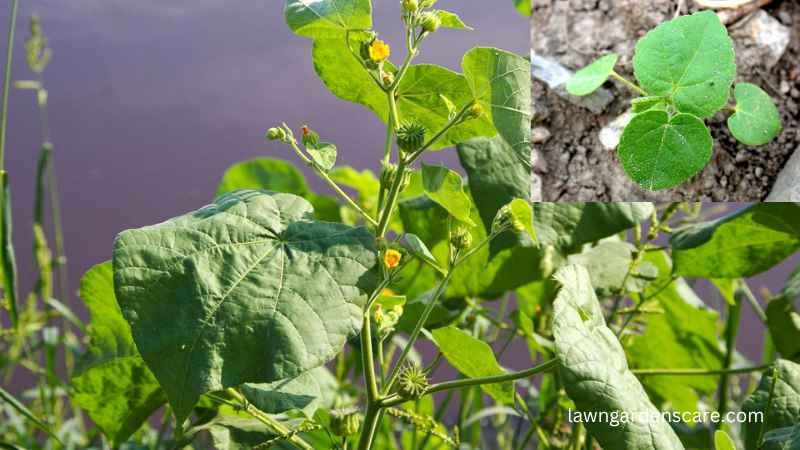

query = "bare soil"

[531,0,800,201]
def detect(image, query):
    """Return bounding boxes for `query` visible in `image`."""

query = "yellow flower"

[381,288,396,296]
[368,39,391,63]
[383,249,402,269]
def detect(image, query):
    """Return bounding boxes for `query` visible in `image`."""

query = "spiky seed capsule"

[402,0,419,13]
[368,39,391,63]
[396,121,427,153]
[383,249,402,269]
[300,125,319,147]
[398,364,428,399]
[266,127,286,142]
[450,226,473,250]
[420,12,441,32]
[330,407,361,437]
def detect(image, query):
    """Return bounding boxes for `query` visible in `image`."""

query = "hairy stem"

[610,70,648,97]
[717,287,743,423]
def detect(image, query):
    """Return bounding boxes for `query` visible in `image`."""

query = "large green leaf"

[566,54,619,96]
[728,82,782,146]
[633,10,735,118]
[762,425,800,450]
[216,158,340,223]
[311,37,494,151]
[431,326,514,405]
[567,239,658,296]
[766,297,800,360]
[463,47,531,156]
[742,360,800,450]
[671,203,800,278]
[618,111,713,190]
[626,251,724,413]
[552,264,684,449]
[283,0,372,39]
[533,202,654,251]
[421,163,474,225]
[113,190,377,422]
[71,262,166,446]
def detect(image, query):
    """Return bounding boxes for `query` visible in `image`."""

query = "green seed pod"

[450,226,473,250]
[402,0,419,13]
[265,127,286,142]
[397,364,429,399]
[396,121,426,153]
[330,407,361,437]
[420,12,441,33]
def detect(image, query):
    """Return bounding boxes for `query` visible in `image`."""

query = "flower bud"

[383,249,402,269]
[396,121,426,153]
[381,163,398,187]
[420,0,438,8]
[265,127,286,142]
[492,204,514,234]
[397,364,428,399]
[330,407,361,437]
[382,71,395,87]
[450,226,473,250]
[420,12,441,33]
[402,0,419,13]
[300,125,319,147]
[465,102,484,120]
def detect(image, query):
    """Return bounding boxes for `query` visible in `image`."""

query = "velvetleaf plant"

[566,10,782,190]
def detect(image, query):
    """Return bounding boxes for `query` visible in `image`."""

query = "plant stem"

[224,390,314,450]
[381,358,559,407]
[356,403,382,450]
[405,103,471,165]
[376,159,406,237]
[360,303,380,401]
[0,0,19,170]
[632,364,770,377]
[717,288,743,422]
[283,129,378,227]
[739,280,767,324]
[610,71,648,96]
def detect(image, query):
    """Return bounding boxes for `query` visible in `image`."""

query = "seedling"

[567,10,781,190]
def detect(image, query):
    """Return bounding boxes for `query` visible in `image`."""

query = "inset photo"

[531,0,798,201]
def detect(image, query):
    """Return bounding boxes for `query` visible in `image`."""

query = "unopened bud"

[300,125,319,147]
[420,12,441,33]
[266,127,286,142]
[402,0,419,13]
[330,408,361,437]
[450,226,473,250]
[465,102,484,120]
[382,71,395,87]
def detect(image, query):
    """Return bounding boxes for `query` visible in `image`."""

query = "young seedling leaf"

[71,262,166,446]
[306,142,337,171]
[283,0,372,39]
[631,95,668,113]
[401,233,445,274]
[742,360,800,450]
[421,163,475,226]
[533,202,654,251]
[566,53,619,96]
[432,10,472,30]
[552,264,685,450]
[671,203,800,278]
[113,190,377,423]
[618,111,712,190]
[216,157,340,222]
[463,47,532,157]
[728,83,782,146]
[633,10,735,118]
[714,430,736,450]
[430,326,515,405]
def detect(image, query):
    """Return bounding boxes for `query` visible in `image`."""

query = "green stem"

[376,159,406,237]
[610,70,648,97]
[356,403,382,450]
[224,390,313,450]
[382,358,559,407]
[0,0,19,170]
[740,280,767,324]
[632,364,770,377]
[717,289,743,422]
[360,305,380,401]
[283,129,378,227]
[405,103,472,165]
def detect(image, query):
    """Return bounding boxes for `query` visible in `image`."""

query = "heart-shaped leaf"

[727,82,782,146]
[463,47,532,157]
[566,54,619,96]
[618,111,712,190]
[633,10,735,118]
[71,262,166,446]
[552,264,685,450]
[113,190,376,422]
[421,163,474,225]
[284,0,372,39]
[307,142,338,171]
